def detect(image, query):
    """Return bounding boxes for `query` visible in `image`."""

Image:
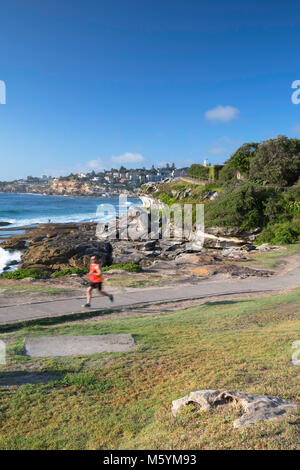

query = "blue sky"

[2,0,300,179]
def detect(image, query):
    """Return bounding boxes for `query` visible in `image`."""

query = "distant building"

[171,167,188,177]
[146,173,163,182]
[104,175,113,183]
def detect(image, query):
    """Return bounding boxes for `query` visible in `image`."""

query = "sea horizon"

[0,192,142,228]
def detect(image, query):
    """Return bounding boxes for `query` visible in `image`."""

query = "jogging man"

[83,255,114,307]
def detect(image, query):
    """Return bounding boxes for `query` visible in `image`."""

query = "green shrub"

[205,182,280,230]
[249,136,300,187]
[256,221,300,245]
[284,180,300,201]
[60,372,112,393]
[219,142,258,181]
[156,192,176,206]
[61,372,97,388]
[102,263,142,273]
[208,165,224,180]
[287,201,300,216]
[188,164,209,179]
[51,267,88,278]
[0,268,49,280]
[50,264,142,278]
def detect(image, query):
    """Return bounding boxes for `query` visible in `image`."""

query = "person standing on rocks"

[83,255,114,308]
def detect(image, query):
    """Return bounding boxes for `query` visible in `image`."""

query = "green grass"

[1,287,70,296]
[0,269,49,280]
[102,263,142,273]
[50,264,142,278]
[0,281,70,296]
[0,289,299,449]
[106,276,161,288]
[144,180,223,207]
[51,268,88,278]
[245,243,300,270]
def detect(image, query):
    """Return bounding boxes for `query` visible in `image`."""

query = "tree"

[249,136,300,187]
[219,142,258,181]
[205,182,280,230]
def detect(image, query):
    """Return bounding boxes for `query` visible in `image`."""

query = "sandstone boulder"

[172,390,297,428]
[175,253,222,265]
[1,238,27,250]
[20,233,112,271]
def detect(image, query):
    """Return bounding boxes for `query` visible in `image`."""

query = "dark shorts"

[89,282,102,291]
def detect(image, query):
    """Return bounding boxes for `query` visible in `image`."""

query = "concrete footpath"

[0,266,300,326]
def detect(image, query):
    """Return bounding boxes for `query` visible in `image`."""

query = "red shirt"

[89,263,103,283]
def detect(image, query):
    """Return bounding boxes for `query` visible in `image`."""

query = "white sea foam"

[7,213,116,227]
[0,247,22,274]
[5,201,142,228]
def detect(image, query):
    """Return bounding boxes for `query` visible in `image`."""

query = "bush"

[256,221,300,245]
[188,164,209,179]
[287,201,300,216]
[102,263,142,273]
[219,164,236,182]
[50,264,142,278]
[219,143,258,181]
[208,165,224,180]
[51,267,88,278]
[205,182,280,230]
[61,372,97,388]
[219,137,300,187]
[60,372,112,393]
[0,268,49,280]
[249,136,300,187]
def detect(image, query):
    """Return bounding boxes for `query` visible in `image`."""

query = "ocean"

[0,192,142,273]
[0,192,141,227]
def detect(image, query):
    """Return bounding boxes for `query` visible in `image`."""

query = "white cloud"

[205,105,240,123]
[111,152,145,165]
[87,158,105,171]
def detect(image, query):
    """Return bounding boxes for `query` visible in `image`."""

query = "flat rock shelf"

[24,334,136,357]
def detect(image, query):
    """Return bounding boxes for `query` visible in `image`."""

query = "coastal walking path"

[0,266,300,326]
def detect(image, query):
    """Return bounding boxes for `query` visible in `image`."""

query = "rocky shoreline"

[0,188,137,198]
[0,176,139,198]
[0,202,278,280]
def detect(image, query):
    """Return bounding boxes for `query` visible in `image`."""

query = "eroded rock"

[1,239,27,250]
[19,227,113,271]
[172,390,297,428]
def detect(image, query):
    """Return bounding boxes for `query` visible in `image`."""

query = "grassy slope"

[0,289,299,450]
[247,244,300,269]
[223,244,300,272]
[144,180,223,206]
